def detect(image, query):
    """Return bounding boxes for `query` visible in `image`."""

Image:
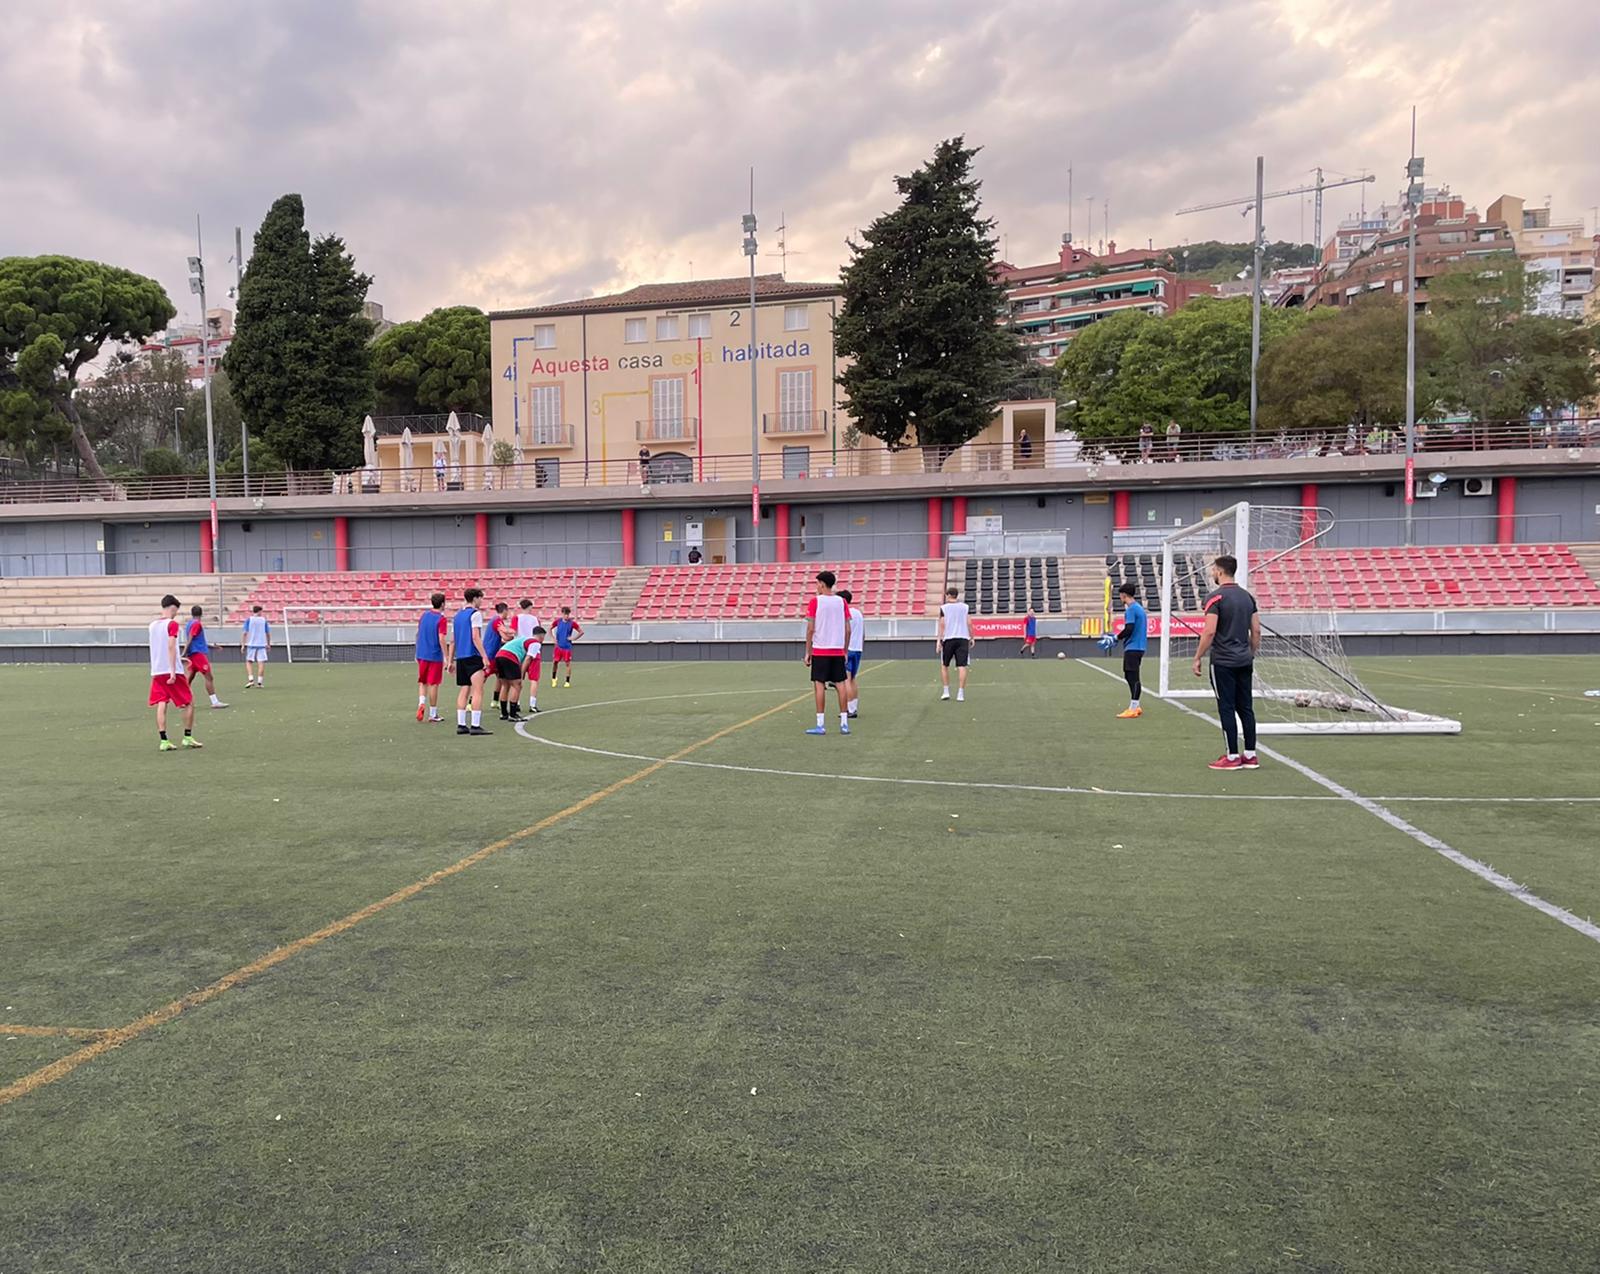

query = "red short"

[149,675,194,707]
[527,654,541,683]
[552,648,572,664]
[187,653,212,677]
[417,659,443,686]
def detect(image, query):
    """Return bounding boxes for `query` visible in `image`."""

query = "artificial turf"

[1,654,1598,1272]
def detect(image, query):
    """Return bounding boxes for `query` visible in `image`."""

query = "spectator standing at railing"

[1139,422,1154,463]
[638,445,651,484]
[1017,429,1032,463]
[1165,419,1181,461]
[433,449,447,492]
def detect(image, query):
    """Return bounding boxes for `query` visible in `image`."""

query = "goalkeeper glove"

[1097,634,1117,653]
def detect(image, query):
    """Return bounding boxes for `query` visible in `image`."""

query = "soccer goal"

[281,604,421,663]
[1153,503,1461,734]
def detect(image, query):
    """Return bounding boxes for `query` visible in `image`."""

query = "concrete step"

[595,566,653,624]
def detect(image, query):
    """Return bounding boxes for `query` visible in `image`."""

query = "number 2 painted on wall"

[728,309,740,327]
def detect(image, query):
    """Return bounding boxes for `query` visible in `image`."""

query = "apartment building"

[1485,194,1595,320]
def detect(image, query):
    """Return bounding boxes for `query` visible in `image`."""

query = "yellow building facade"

[489,275,843,486]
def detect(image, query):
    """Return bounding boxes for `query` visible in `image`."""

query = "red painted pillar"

[620,507,636,567]
[1495,476,1517,545]
[198,521,214,574]
[775,503,790,564]
[951,495,968,535]
[333,515,350,572]
[1112,490,1131,531]
[1299,483,1319,543]
[474,511,490,570]
[926,497,944,559]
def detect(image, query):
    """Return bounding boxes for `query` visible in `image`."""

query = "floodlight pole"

[743,169,760,563]
[235,225,248,497]
[1249,156,1263,445]
[191,217,219,573]
[1403,110,1422,549]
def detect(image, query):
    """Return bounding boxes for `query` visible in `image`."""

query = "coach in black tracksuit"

[1192,553,1261,771]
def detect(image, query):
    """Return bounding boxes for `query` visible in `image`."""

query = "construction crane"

[1176,163,1376,439]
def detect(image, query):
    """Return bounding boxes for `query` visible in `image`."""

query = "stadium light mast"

[188,217,219,574]
[1177,165,1377,444]
[1404,110,1423,548]
[234,225,248,497]
[743,170,760,561]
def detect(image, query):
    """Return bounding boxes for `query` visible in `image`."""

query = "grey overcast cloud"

[3,0,1595,327]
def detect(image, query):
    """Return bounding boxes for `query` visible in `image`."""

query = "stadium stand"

[230,569,617,623]
[1108,545,1600,612]
[630,560,932,620]
[0,574,260,629]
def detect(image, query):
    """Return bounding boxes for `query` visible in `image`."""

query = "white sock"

[429,708,440,720]
[210,694,221,705]
[419,693,427,706]
[840,713,849,728]
[1130,700,1139,710]
[471,710,482,727]
[1228,752,1240,760]
[815,712,825,728]
[956,689,964,701]
[848,699,858,713]
[940,687,950,698]
[457,709,467,726]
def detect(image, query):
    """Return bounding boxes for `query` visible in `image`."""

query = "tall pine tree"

[835,138,1025,460]
[225,194,373,471]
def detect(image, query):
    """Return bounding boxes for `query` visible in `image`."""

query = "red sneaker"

[1208,755,1244,770]
[1239,754,1260,769]
[416,704,426,722]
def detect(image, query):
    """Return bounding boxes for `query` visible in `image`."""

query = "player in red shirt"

[149,593,201,751]
[182,605,228,709]
[803,570,853,735]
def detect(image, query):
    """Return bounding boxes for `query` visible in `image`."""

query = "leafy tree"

[182,369,245,462]
[0,255,175,480]
[140,446,189,476]
[1423,254,1597,421]
[372,306,490,415]
[220,433,285,475]
[1259,296,1437,434]
[1056,297,1302,438]
[76,349,191,466]
[1180,239,1318,282]
[225,194,374,471]
[835,138,1028,460]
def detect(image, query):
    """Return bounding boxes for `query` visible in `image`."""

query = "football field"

[2,653,1599,1272]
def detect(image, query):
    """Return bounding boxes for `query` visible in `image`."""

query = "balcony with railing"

[636,417,699,444]
[525,423,575,450]
[762,410,830,437]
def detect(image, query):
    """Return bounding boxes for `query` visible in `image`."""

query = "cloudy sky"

[3,0,1595,328]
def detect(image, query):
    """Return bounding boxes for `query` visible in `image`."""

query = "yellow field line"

[0,1024,110,1040]
[0,691,808,1111]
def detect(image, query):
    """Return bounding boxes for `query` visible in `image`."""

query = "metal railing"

[761,410,830,436]
[0,419,1594,507]
[369,412,492,436]
[636,417,699,443]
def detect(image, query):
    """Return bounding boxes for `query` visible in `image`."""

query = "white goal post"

[281,604,423,663]
[1152,503,1461,735]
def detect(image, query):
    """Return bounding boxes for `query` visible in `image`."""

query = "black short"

[810,654,848,685]
[494,654,522,682]
[941,638,970,668]
[1123,649,1144,673]
[455,655,484,686]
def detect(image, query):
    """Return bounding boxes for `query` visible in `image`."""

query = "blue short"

[845,651,862,676]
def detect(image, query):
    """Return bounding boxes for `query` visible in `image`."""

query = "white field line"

[1076,659,1600,946]
[516,687,1600,807]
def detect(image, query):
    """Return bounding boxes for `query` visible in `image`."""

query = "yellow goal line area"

[1,1025,112,1040]
[0,690,811,1112]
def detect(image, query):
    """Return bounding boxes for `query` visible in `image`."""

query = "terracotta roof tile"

[490,274,839,320]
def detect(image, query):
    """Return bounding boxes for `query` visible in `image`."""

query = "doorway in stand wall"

[701,517,731,564]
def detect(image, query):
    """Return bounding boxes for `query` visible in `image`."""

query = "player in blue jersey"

[452,587,493,735]
[550,607,583,688]
[1113,583,1148,718]
[183,605,228,709]
[414,591,449,722]
[486,601,513,716]
[1021,606,1039,657]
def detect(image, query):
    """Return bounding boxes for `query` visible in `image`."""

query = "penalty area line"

[1075,659,1600,948]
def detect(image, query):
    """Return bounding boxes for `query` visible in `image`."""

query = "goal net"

[281,604,422,663]
[1152,503,1460,734]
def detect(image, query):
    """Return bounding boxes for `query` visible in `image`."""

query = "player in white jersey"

[803,570,853,736]
[241,605,272,687]
[149,593,202,751]
[935,586,971,702]
[514,598,541,716]
[838,588,865,719]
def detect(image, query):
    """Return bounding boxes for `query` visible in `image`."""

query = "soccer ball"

[1057,651,1066,660]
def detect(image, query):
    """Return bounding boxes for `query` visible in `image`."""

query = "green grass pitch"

[2,653,1598,1272]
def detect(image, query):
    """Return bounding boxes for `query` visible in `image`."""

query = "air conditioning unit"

[1463,477,1495,497]
[1414,483,1439,498]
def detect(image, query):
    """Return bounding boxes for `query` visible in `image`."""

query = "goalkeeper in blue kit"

[1099,583,1148,718]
